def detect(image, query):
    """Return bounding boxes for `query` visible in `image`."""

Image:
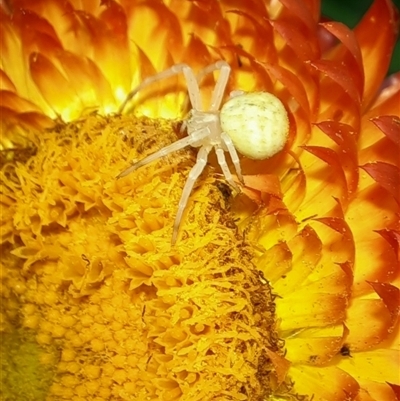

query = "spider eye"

[220,92,289,160]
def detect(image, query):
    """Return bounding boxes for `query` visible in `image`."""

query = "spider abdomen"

[220,92,289,160]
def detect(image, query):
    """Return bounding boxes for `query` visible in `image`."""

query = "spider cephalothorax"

[118,61,289,243]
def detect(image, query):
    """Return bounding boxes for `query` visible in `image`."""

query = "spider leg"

[221,132,244,184]
[119,63,202,113]
[215,147,240,192]
[196,60,231,111]
[117,127,211,178]
[172,146,211,244]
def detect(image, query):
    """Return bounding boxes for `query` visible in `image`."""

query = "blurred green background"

[322,0,400,74]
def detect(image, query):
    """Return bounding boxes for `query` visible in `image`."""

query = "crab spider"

[118,60,289,244]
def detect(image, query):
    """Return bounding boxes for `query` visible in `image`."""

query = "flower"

[1,0,399,400]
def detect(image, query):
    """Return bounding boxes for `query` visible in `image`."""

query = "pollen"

[1,114,283,400]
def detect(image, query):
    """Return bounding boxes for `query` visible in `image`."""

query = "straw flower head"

[0,0,399,400]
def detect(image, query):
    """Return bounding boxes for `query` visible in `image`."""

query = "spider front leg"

[195,60,231,111]
[119,63,202,113]
[181,60,231,114]
[172,145,211,244]
[117,127,211,178]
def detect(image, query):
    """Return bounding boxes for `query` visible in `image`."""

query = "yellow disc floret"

[0,114,284,400]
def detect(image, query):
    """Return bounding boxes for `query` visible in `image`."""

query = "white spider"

[118,60,289,244]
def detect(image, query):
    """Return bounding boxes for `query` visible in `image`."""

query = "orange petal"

[279,151,307,214]
[54,50,115,112]
[242,174,283,198]
[388,384,400,400]
[276,291,347,331]
[0,108,53,132]
[303,145,349,207]
[99,0,128,42]
[273,225,321,295]
[368,282,400,330]
[256,242,292,284]
[337,347,399,393]
[368,72,400,112]
[272,20,317,61]
[314,216,356,264]
[289,365,360,401]
[285,324,347,365]
[354,0,399,110]
[71,8,131,97]
[0,69,17,91]
[310,59,361,108]
[315,121,359,195]
[279,0,318,36]
[371,115,400,147]
[346,201,398,295]
[356,383,400,401]
[14,7,63,56]
[344,297,393,351]
[29,52,79,119]
[265,63,311,117]
[264,348,291,386]
[0,90,43,113]
[226,9,278,66]
[376,229,400,262]
[320,22,364,99]
[360,162,400,205]
[127,1,184,67]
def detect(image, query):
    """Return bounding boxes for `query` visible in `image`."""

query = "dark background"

[322,0,400,74]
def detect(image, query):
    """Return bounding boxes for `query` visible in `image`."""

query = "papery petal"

[338,347,400,396]
[320,22,364,97]
[53,51,115,113]
[368,282,400,329]
[370,115,400,147]
[289,365,360,401]
[376,229,400,261]
[257,242,292,284]
[0,107,53,132]
[356,383,400,401]
[278,0,318,43]
[315,121,359,195]
[13,7,63,55]
[310,59,361,122]
[315,216,355,259]
[354,0,399,110]
[265,64,311,118]
[0,13,51,115]
[29,52,81,120]
[0,90,43,114]
[346,200,398,295]
[303,145,349,207]
[271,20,317,62]
[276,291,347,331]
[279,151,307,213]
[294,153,346,221]
[71,7,131,98]
[0,69,16,91]
[264,348,291,386]
[360,162,400,205]
[285,325,346,365]
[344,298,393,351]
[243,174,282,198]
[225,10,278,68]
[388,383,400,400]
[272,225,321,295]
[370,72,400,111]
